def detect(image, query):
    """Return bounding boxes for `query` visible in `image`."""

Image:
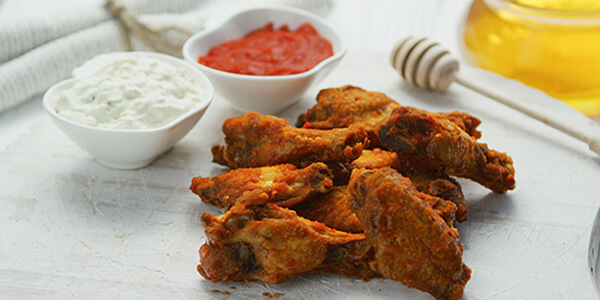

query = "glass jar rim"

[484,0,600,24]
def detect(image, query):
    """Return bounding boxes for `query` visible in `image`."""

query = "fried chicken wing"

[348,167,471,300]
[292,186,363,233]
[198,198,375,284]
[378,106,515,193]
[212,112,368,169]
[292,150,462,232]
[190,163,333,209]
[193,86,516,297]
[297,86,398,147]
[298,86,398,129]
[351,149,467,222]
[297,86,482,144]
[293,181,456,233]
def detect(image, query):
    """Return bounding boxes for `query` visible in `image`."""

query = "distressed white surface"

[2,50,600,299]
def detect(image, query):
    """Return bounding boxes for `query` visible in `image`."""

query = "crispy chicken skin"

[212,112,368,169]
[292,186,363,233]
[439,111,482,139]
[311,238,377,279]
[297,86,398,147]
[350,148,403,170]
[296,86,482,144]
[415,175,467,223]
[198,198,374,284]
[348,168,471,300]
[378,106,515,193]
[190,163,333,209]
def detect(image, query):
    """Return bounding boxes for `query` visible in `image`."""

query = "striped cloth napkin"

[0,0,332,112]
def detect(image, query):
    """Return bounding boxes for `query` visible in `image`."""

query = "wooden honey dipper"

[390,36,600,156]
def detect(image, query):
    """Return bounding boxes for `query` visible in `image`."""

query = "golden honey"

[461,0,600,118]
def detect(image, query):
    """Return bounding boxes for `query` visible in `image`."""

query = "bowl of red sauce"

[182,6,346,114]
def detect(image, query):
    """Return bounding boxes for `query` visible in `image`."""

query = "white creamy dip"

[54,54,208,130]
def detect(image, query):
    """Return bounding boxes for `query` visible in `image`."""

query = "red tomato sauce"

[197,23,334,76]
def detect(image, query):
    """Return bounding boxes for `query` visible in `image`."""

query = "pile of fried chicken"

[190,86,515,300]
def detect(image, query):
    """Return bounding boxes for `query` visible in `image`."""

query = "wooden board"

[2,50,600,299]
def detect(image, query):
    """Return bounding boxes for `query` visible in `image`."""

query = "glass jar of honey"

[461,0,600,119]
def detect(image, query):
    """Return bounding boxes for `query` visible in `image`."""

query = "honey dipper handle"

[451,72,600,156]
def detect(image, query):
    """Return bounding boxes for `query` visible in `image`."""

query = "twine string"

[105,0,195,57]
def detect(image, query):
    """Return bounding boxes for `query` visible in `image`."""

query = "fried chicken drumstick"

[378,106,515,193]
[190,163,333,209]
[212,112,368,169]
[348,167,471,300]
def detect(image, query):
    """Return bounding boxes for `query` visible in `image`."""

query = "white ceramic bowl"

[182,6,346,114]
[43,51,214,170]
